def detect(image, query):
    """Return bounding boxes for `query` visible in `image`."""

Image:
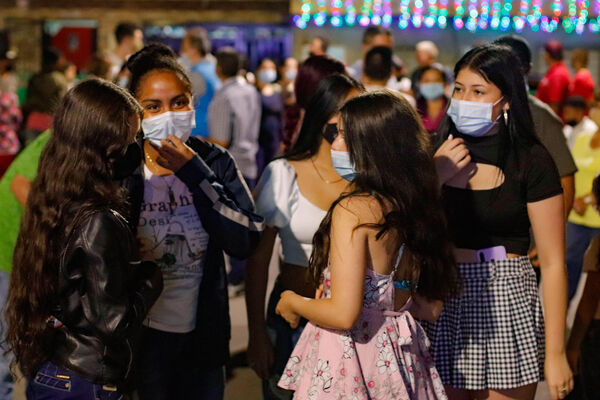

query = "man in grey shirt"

[494,35,577,270]
[208,47,261,290]
[208,47,261,188]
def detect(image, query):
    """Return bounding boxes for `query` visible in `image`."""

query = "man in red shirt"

[570,48,596,105]
[537,40,572,117]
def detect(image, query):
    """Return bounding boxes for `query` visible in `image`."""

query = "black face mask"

[322,123,339,144]
[565,119,579,127]
[112,142,142,180]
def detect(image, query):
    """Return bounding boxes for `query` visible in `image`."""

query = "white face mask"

[447,97,504,137]
[141,110,196,146]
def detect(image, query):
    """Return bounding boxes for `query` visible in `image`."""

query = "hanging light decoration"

[383,0,394,25]
[294,0,600,32]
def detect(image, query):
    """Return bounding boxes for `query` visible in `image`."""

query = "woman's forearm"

[245,228,277,338]
[290,295,360,331]
[541,263,568,355]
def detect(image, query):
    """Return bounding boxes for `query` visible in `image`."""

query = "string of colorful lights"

[293,0,600,32]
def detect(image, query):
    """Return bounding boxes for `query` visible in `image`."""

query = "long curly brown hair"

[5,78,142,378]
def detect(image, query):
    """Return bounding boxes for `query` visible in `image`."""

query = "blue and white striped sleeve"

[176,150,264,259]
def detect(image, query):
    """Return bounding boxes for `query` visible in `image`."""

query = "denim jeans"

[135,327,225,400]
[566,222,600,300]
[262,279,306,400]
[26,362,122,400]
[566,320,600,400]
[228,176,257,286]
[0,271,12,400]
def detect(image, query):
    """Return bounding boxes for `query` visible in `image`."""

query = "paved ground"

[14,240,583,399]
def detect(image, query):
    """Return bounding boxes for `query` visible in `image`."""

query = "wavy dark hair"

[285,74,364,161]
[5,78,142,378]
[126,43,192,97]
[309,91,460,301]
[439,44,538,150]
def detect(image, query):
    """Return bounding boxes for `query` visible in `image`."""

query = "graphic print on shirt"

[137,166,209,332]
[138,189,208,278]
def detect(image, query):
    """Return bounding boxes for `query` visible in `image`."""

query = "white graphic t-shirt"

[138,165,209,333]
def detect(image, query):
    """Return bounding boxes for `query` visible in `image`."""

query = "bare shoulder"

[333,194,389,227]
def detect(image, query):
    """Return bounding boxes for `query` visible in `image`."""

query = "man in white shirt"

[362,46,416,108]
[564,96,599,150]
[107,22,144,81]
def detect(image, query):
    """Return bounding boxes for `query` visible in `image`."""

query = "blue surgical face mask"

[285,69,297,82]
[258,68,277,84]
[420,82,445,100]
[330,149,356,182]
[447,97,504,137]
[117,76,129,88]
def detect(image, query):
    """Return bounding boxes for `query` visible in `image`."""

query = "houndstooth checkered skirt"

[422,256,545,390]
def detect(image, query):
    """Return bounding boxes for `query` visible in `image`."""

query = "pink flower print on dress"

[277,267,448,399]
[312,359,331,384]
[339,333,355,359]
[376,332,392,351]
[397,335,413,346]
[376,350,399,375]
[280,356,301,387]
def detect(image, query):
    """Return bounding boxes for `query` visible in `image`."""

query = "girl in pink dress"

[275,91,461,399]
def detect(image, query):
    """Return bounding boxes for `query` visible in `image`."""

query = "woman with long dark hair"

[123,44,263,399]
[246,73,363,399]
[275,91,459,399]
[6,78,163,398]
[430,44,573,400]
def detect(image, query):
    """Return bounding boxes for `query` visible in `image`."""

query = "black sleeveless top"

[441,130,562,255]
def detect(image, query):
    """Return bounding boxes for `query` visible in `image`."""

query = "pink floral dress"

[278,265,447,399]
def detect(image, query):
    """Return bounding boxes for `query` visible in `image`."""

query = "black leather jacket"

[51,209,163,388]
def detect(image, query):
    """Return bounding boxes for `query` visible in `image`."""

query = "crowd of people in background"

[0,20,599,400]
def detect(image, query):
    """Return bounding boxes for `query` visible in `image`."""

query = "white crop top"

[254,158,328,267]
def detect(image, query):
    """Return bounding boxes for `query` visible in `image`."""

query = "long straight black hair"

[310,91,460,301]
[285,73,364,161]
[439,44,538,148]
